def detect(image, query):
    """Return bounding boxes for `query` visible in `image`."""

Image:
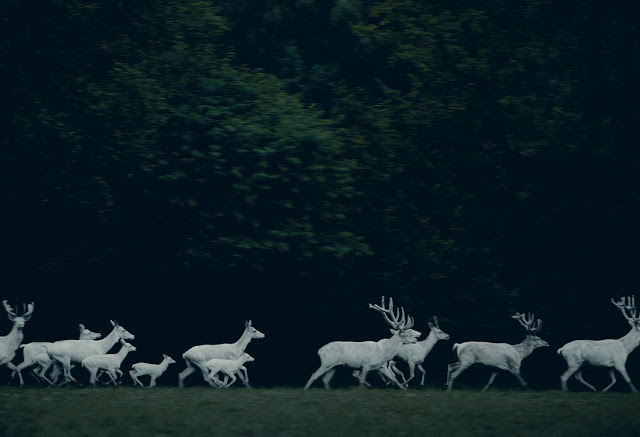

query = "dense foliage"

[2,0,640,386]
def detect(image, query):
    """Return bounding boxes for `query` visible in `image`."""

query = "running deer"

[446,312,548,391]
[178,320,265,388]
[204,352,255,388]
[394,316,450,386]
[130,354,176,387]
[44,320,134,386]
[13,323,102,386]
[0,301,34,384]
[82,339,137,386]
[304,296,421,390]
[558,296,640,392]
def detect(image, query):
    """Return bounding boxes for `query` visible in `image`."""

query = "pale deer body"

[0,301,34,385]
[304,297,421,390]
[178,320,265,388]
[395,317,450,386]
[130,355,176,387]
[559,296,640,392]
[204,353,255,388]
[44,320,134,385]
[82,340,137,386]
[446,313,548,391]
[14,324,102,386]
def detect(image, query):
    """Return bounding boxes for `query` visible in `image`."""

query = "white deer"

[446,312,548,391]
[559,296,640,392]
[394,316,450,386]
[130,354,176,387]
[204,352,255,388]
[44,320,135,386]
[0,301,34,384]
[304,296,421,390]
[82,339,137,386]
[178,320,265,388]
[13,323,102,386]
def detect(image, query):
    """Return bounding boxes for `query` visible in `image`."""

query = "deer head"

[512,312,548,348]
[245,320,266,339]
[428,316,450,341]
[3,300,34,329]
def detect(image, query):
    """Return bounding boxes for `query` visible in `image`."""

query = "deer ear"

[428,322,435,329]
[246,320,252,328]
[390,328,399,335]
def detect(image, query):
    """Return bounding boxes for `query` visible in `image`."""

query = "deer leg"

[357,367,373,388]
[446,362,468,391]
[602,369,617,392]
[6,363,24,386]
[613,365,638,393]
[383,368,407,390]
[321,368,337,389]
[130,370,144,387]
[574,370,597,392]
[238,366,250,388]
[481,372,498,391]
[222,371,237,388]
[511,368,527,389]
[149,376,157,388]
[305,365,333,390]
[417,363,427,386]
[178,359,196,388]
[404,362,416,386]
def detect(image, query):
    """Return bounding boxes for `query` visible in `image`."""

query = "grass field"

[1,387,640,436]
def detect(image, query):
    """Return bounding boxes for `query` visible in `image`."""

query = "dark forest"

[2,0,640,389]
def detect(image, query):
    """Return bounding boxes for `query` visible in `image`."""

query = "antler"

[2,300,17,321]
[369,296,414,330]
[22,302,34,321]
[611,296,640,323]
[512,312,543,334]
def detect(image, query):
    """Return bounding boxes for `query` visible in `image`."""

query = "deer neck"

[618,327,640,354]
[418,330,439,352]
[513,336,537,359]
[379,333,405,361]
[3,324,24,350]
[96,328,121,353]
[233,329,253,352]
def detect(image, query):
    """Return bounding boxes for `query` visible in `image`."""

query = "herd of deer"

[1,296,640,392]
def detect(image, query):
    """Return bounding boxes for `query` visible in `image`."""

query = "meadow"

[1,387,639,436]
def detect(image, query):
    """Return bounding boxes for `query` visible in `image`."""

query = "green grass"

[1,387,640,436]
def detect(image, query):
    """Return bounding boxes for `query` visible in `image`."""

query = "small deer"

[304,296,421,390]
[559,296,640,392]
[82,339,137,386]
[130,354,176,387]
[178,320,265,388]
[446,312,548,391]
[1,301,34,385]
[394,316,450,386]
[204,352,255,388]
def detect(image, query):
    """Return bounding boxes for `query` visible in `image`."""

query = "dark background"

[2,0,640,390]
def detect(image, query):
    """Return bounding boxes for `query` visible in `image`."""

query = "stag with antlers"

[446,312,548,391]
[559,296,640,392]
[0,300,34,384]
[304,296,421,390]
